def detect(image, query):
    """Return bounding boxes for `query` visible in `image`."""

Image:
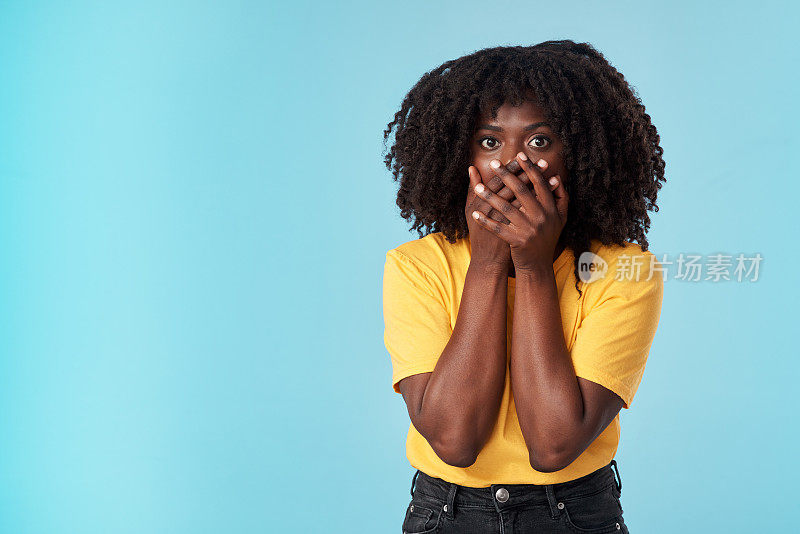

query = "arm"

[399,260,509,468]
[469,153,628,472]
[510,266,624,472]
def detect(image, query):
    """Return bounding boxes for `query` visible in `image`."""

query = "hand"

[467,159,562,275]
[466,165,512,273]
[478,158,561,215]
[470,152,569,272]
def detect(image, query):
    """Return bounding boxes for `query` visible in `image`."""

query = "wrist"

[468,259,510,278]
[514,262,554,282]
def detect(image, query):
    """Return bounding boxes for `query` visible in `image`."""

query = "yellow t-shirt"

[382,232,664,487]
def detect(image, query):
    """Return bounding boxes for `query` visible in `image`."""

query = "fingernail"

[537,159,548,169]
[517,152,527,161]
[490,159,501,169]
[549,176,558,186]
[475,184,484,193]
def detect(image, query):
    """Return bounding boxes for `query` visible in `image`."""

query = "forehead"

[477,99,548,125]
[476,100,547,128]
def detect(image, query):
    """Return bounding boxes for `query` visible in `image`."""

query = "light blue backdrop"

[1,1,797,532]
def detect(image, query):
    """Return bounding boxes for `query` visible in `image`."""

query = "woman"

[382,40,665,533]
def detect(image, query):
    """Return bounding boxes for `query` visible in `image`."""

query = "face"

[470,98,568,187]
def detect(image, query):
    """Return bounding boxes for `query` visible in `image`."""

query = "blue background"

[1,1,797,532]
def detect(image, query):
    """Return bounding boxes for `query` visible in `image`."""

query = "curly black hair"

[382,40,666,296]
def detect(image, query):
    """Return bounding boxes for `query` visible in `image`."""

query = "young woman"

[382,41,665,533]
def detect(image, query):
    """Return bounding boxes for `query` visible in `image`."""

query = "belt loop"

[545,484,561,519]
[445,482,457,519]
[410,469,420,497]
[610,460,622,494]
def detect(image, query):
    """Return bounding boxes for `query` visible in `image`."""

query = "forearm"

[418,261,509,463]
[510,265,584,469]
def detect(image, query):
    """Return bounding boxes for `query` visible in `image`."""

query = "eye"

[478,136,499,149]
[529,135,551,149]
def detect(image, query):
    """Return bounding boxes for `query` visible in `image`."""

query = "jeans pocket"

[402,496,443,534]
[561,483,626,533]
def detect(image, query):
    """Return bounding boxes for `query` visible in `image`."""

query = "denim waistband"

[410,460,622,517]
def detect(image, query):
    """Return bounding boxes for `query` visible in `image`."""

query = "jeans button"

[495,487,509,503]
[557,502,564,510]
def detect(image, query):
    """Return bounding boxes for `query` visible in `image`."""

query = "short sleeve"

[569,252,665,409]
[383,250,453,394]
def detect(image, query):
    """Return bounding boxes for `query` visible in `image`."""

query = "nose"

[501,149,520,166]
[504,140,532,164]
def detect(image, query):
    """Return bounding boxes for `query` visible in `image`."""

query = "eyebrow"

[477,122,551,132]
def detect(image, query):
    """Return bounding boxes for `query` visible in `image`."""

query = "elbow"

[430,436,480,468]
[437,448,479,468]
[528,447,571,473]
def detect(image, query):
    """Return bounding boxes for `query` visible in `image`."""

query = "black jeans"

[401,460,628,534]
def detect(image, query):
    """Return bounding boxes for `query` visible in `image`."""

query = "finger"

[509,178,559,209]
[485,159,534,226]
[500,158,532,202]
[481,165,517,213]
[549,175,569,222]
[487,208,510,224]
[473,165,511,224]
[488,206,511,225]
[481,159,557,212]
[517,153,555,212]
[474,179,526,228]
[470,207,513,243]
[484,159,554,210]
[507,159,557,194]
[468,165,480,191]
[469,166,509,224]
[489,158,539,217]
